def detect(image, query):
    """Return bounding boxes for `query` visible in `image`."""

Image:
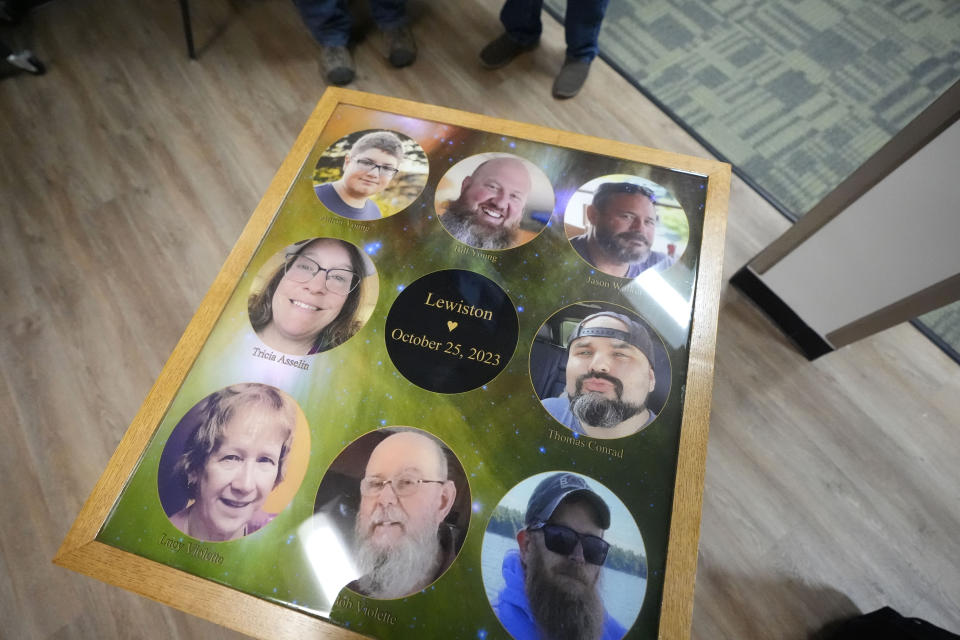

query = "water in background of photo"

[481,533,646,633]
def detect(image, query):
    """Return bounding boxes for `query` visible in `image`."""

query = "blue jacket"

[493,549,627,640]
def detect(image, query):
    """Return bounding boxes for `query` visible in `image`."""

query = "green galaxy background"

[98,104,709,639]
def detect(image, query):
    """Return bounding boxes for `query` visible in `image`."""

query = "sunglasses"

[528,522,610,566]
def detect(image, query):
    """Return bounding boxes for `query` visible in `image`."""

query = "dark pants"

[499,0,610,61]
[291,0,407,46]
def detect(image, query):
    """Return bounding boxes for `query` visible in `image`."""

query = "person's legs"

[499,0,544,47]
[369,0,406,30]
[291,0,351,46]
[291,0,355,85]
[552,0,609,98]
[480,0,543,69]
[563,0,609,61]
[370,0,416,68]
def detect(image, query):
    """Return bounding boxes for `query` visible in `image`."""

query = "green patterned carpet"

[545,0,960,218]
[544,0,960,359]
[918,301,960,360]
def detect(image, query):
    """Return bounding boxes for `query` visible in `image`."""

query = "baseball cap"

[524,472,611,530]
[567,311,655,367]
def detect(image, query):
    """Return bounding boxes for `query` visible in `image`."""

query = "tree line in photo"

[487,505,647,578]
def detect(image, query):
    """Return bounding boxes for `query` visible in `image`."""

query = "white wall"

[759,119,960,340]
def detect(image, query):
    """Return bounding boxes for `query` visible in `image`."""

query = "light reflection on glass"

[298,512,359,611]
[637,270,691,331]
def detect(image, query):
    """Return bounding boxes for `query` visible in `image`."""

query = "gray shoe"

[383,25,417,68]
[321,45,355,85]
[479,33,539,69]
[552,57,592,99]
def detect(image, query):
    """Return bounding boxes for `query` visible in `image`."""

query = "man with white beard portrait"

[494,473,626,640]
[541,311,659,439]
[348,430,458,599]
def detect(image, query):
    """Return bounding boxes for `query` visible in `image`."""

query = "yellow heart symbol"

[447,321,458,332]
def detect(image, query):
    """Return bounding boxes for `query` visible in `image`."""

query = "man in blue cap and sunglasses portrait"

[494,472,627,640]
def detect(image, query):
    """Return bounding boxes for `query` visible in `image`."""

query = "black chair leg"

[178,0,196,59]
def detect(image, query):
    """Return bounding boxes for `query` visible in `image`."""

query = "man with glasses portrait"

[315,130,405,220]
[494,472,626,640]
[348,430,459,599]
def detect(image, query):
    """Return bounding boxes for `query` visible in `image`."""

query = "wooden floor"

[2,0,958,638]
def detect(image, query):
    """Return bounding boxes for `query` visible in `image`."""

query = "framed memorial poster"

[56,88,730,639]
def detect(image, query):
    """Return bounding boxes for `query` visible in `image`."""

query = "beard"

[569,372,646,429]
[353,505,441,599]
[524,541,605,640]
[441,200,516,250]
[595,225,651,263]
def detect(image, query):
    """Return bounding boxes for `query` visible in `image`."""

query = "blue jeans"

[500,0,610,61]
[291,0,407,46]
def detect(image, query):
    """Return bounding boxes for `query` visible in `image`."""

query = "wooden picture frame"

[56,88,730,639]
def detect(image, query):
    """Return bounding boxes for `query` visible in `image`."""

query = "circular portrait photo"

[308,427,470,600]
[564,175,690,278]
[313,129,428,221]
[157,383,310,542]
[435,152,555,251]
[482,471,647,640]
[248,237,379,356]
[530,302,671,440]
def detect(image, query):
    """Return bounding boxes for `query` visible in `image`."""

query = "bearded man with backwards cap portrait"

[542,311,659,439]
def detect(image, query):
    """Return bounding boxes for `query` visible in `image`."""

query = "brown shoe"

[321,45,355,85]
[479,33,539,69]
[552,58,592,99]
[383,25,417,68]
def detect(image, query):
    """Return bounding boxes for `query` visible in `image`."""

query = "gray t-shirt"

[315,182,382,221]
[542,395,657,434]
[569,234,675,277]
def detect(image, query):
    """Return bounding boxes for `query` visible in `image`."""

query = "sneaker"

[479,33,538,69]
[383,25,417,68]
[552,57,592,99]
[321,45,355,85]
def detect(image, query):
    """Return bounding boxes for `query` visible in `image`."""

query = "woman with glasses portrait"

[314,130,405,220]
[248,237,370,355]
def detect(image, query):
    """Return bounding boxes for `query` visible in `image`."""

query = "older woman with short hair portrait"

[170,383,296,542]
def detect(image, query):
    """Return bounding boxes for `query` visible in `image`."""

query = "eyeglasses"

[528,522,610,566]
[283,254,359,295]
[354,157,399,178]
[359,473,446,497]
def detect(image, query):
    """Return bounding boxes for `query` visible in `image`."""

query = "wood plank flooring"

[2,0,958,638]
